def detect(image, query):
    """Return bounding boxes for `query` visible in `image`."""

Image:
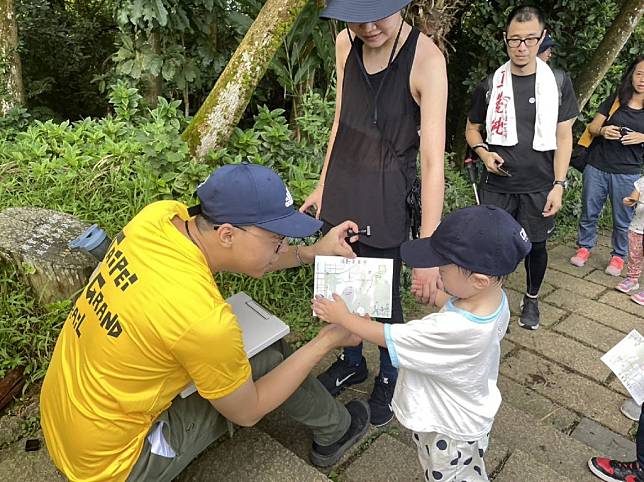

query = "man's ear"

[215,223,235,248]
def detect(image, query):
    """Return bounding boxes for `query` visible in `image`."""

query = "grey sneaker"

[518,295,540,330]
[621,398,641,422]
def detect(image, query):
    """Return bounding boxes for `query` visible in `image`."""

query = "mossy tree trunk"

[183,0,308,160]
[0,0,26,115]
[574,0,643,111]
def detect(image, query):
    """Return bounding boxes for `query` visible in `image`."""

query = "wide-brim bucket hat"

[320,0,413,23]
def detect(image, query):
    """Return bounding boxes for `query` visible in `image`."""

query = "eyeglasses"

[214,224,287,254]
[505,31,544,48]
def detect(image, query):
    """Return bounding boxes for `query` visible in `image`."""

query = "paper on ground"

[314,256,393,318]
[600,330,644,405]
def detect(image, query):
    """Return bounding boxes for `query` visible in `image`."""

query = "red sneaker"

[588,457,643,481]
[570,247,591,267]
[605,256,624,277]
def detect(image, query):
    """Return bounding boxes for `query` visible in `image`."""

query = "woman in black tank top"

[304,1,448,429]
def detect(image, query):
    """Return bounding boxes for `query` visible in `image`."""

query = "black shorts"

[479,189,555,243]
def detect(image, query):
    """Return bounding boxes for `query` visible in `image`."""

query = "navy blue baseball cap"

[321,0,412,23]
[538,33,554,54]
[401,205,532,276]
[188,163,322,238]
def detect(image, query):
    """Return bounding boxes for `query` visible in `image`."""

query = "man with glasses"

[40,162,371,481]
[465,5,578,330]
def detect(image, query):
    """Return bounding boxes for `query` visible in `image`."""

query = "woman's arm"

[299,30,351,217]
[408,34,448,305]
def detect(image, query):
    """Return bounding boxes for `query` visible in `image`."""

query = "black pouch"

[406,177,421,239]
[569,145,590,173]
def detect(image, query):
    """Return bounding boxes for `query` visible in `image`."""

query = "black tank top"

[321,28,421,248]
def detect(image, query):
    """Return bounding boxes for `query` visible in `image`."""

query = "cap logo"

[284,187,293,207]
[197,174,210,189]
[519,228,529,242]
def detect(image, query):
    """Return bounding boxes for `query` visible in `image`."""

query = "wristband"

[295,245,305,265]
[472,143,489,152]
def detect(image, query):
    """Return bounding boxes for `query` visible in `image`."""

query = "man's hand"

[621,131,644,145]
[311,220,359,260]
[312,293,351,324]
[411,267,442,305]
[299,185,324,219]
[543,186,563,217]
[317,323,362,349]
[481,151,507,176]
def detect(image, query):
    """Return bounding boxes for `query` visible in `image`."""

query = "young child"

[313,205,532,481]
[616,175,644,305]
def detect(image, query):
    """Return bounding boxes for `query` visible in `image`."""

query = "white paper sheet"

[314,256,393,318]
[601,330,644,405]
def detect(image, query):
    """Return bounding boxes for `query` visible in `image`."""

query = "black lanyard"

[347,19,405,126]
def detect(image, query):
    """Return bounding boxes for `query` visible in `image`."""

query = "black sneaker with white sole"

[310,400,370,467]
[518,295,540,330]
[369,375,395,427]
[318,354,368,396]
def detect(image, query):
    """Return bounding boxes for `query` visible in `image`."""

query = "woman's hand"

[299,184,324,219]
[621,131,644,146]
[600,125,621,140]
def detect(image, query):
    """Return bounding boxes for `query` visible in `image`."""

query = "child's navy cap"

[188,163,322,238]
[401,205,532,276]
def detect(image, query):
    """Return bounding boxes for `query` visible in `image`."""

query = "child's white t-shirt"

[630,177,644,235]
[384,292,509,440]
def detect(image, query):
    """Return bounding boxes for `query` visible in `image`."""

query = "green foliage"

[0,263,69,385]
[269,2,336,121]
[0,84,198,234]
[16,0,116,119]
[111,0,260,108]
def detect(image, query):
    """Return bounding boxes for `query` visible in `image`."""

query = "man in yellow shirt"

[40,163,370,481]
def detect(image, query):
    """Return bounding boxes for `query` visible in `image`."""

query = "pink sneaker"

[631,291,644,306]
[570,247,591,267]
[605,256,624,276]
[616,278,640,293]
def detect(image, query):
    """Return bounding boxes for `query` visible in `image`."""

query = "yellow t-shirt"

[40,200,251,481]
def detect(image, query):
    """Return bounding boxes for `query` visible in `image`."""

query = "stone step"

[492,403,598,481]
[0,430,65,481]
[492,449,575,482]
[177,426,331,482]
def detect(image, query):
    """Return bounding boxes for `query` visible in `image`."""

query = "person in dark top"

[537,33,554,63]
[570,55,644,276]
[465,5,579,331]
[300,0,447,426]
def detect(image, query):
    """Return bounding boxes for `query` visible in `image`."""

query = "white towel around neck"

[485,58,559,151]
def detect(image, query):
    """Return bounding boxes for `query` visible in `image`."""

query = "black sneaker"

[310,400,370,467]
[518,295,540,330]
[318,354,368,396]
[588,457,644,482]
[369,375,395,427]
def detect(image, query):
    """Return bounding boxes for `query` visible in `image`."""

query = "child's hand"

[624,196,637,207]
[312,294,350,324]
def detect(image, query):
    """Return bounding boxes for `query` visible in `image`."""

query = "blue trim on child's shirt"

[445,291,507,324]
[384,324,400,368]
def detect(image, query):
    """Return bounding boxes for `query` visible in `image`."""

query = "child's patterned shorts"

[412,431,490,481]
